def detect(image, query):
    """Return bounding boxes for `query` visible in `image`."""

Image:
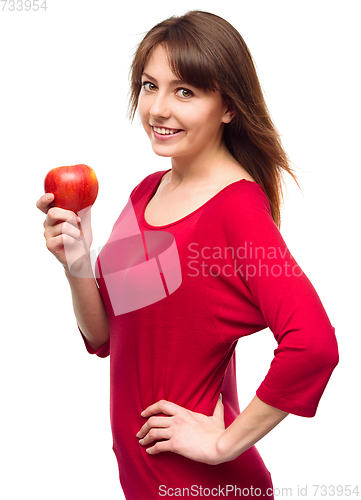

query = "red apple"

[44,164,99,214]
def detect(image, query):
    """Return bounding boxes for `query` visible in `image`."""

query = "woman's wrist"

[215,395,289,464]
[63,256,93,281]
[215,423,248,463]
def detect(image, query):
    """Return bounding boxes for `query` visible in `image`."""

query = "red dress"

[79,169,339,499]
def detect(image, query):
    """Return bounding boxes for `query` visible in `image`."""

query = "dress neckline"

[141,169,258,229]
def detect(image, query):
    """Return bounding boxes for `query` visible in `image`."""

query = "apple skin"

[44,164,98,214]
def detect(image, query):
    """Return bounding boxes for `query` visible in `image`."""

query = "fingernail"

[76,217,81,223]
[46,194,53,201]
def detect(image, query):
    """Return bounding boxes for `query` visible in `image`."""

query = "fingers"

[44,209,82,244]
[42,205,84,267]
[140,399,180,418]
[136,416,171,439]
[44,217,81,240]
[45,224,82,248]
[37,193,81,230]
[144,440,172,455]
[138,427,171,447]
[45,206,80,227]
[45,233,70,256]
[36,193,54,214]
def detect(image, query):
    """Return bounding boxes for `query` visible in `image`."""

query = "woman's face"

[137,44,234,161]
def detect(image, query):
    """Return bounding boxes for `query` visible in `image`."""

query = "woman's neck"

[168,143,243,191]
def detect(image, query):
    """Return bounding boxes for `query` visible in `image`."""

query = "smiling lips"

[151,125,184,137]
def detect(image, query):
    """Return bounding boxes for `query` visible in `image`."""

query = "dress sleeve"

[78,326,110,357]
[221,183,339,417]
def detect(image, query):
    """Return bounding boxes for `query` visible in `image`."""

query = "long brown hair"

[128,10,300,228]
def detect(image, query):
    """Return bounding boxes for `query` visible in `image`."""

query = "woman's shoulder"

[214,177,271,215]
[198,177,275,239]
[207,161,269,214]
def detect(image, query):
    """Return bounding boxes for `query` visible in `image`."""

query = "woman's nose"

[149,92,171,120]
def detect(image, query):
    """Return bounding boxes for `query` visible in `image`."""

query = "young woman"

[37,11,339,500]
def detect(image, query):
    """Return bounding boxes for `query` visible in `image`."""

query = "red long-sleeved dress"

[79,169,339,499]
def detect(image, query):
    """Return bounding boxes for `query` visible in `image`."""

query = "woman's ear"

[222,101,236,124]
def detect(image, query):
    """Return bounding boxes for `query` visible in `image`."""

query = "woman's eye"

[176,88,193,98]
[142,82,157,91]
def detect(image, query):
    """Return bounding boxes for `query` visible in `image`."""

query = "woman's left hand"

[136,395,226,465]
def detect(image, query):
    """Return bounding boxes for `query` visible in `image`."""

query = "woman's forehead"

[143,44,172,72]
[143,45,189,84]
[143,43,218,91]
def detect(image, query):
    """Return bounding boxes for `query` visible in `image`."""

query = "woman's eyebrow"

[141,72,189,86]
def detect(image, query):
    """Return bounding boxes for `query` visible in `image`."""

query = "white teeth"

[153,126,179,135]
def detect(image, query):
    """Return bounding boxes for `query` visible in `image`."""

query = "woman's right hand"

[36,193,94,277]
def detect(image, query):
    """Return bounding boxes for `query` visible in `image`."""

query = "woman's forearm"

[64,266,110,351]
[216,395,289,463]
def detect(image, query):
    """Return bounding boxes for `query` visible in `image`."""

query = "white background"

[0,0,360,498]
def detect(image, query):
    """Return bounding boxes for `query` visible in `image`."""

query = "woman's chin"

[151,145,173,158]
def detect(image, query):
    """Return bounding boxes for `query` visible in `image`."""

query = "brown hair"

[128,10,300,228]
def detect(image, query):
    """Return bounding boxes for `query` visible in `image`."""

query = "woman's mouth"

[151,125,184,140]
